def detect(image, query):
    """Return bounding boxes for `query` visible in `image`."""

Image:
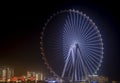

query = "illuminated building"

[36,73,43,81]
[112,81,117,83]
[98,76,108,83]
[0,66,14,82]
[27,71,43,81]
[88,75,109,83]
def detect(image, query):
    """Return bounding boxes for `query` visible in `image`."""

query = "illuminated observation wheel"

[40,9,104,82]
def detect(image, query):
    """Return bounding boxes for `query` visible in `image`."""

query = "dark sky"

[0,0,120,81]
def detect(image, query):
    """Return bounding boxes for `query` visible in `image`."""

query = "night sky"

[0,0,120,81]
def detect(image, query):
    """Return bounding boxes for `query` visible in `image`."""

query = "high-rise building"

[27,71,43,81]
[36,73,43,81]
[0,66,14,82]
[27,71,36,78]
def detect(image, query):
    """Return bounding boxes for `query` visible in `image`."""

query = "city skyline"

[0,0,120,81]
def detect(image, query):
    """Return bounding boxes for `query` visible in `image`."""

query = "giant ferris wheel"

[40,9,103,82]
